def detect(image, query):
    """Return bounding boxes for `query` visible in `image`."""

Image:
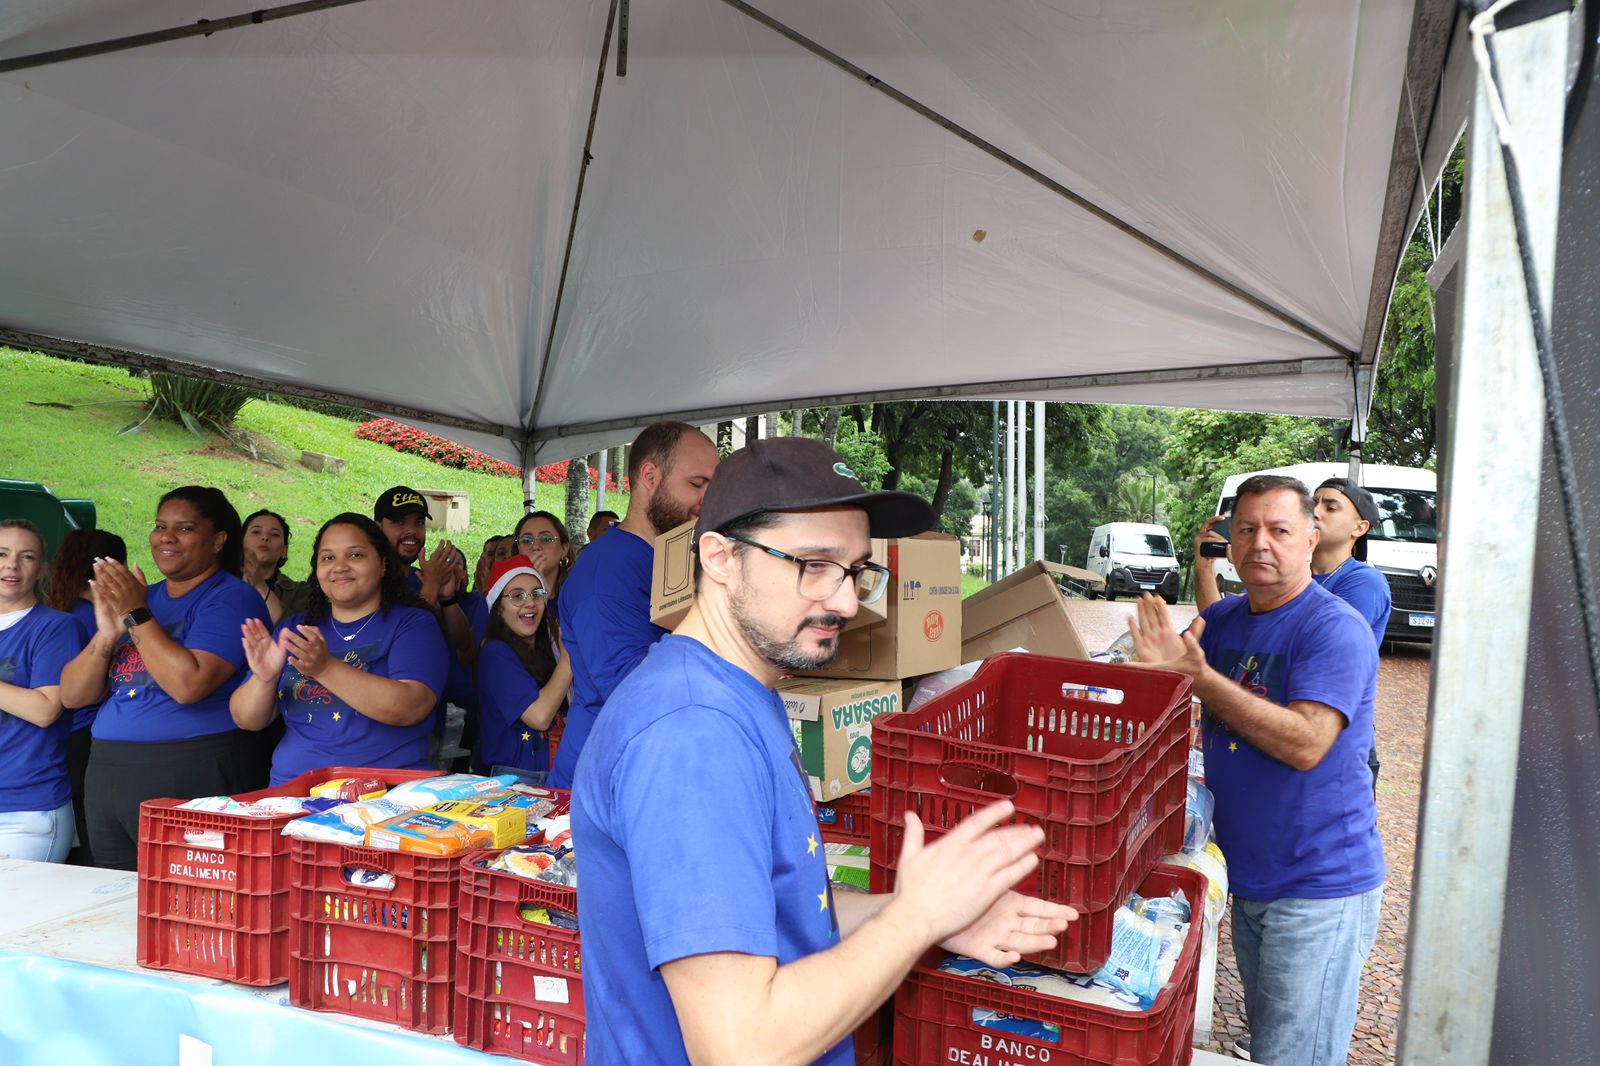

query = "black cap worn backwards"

[1317,477,1381,562]
[693,437,934,544]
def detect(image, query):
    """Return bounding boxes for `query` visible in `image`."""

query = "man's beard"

[647,484,694,536]
[730,583,846,672]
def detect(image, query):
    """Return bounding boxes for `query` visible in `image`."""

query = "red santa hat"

[485,556,547,610]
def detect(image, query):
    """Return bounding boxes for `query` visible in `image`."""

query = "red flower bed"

[354,419,627,492]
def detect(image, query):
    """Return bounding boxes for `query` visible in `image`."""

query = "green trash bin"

[0,478,96,559]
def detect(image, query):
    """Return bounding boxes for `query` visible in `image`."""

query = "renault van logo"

[1419,566,1438,588]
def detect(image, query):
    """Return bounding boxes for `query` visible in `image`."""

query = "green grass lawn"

[961,572,990,598]
[0,348,627,578]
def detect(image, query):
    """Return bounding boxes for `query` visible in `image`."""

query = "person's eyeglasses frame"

[721,533,890,605]
[518,533,561,546]
[502,588,549,604]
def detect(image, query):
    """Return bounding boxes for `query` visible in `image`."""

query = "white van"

[1213,462,1438,642]
[1086,522,1183,603]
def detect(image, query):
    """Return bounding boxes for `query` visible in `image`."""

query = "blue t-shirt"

[1313,560,1392,648]
[266,605,449,785]
[573,636,849,1066]
[475,638,550,773]
[550,529,667,789]
[66,598,101,732]
[92,571,270,743]
[0,606,86,812]
[1198,581,1385,900]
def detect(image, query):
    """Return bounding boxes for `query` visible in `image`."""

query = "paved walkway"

[1062,601,1424,1065]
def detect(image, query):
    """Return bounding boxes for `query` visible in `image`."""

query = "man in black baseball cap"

[373,484,475,680]
[1313,477,1392,792]
[570,436,1074,1066]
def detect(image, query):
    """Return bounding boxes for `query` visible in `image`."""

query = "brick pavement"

[1062,601,1425,1065]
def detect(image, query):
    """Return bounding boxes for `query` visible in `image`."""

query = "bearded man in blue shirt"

[1130,474,1384,1066]
[572,438,1076,1065]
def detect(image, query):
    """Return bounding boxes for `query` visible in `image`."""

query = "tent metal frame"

[0,0,374,74]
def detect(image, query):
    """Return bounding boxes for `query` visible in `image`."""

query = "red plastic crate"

[454,841,583,1063]
[288,836,468,1033]
[817,790,872,847]
[136,765,439,986]
[869,654,1190,971]
[892,865,1203,1066]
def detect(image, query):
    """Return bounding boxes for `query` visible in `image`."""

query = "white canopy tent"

[0,0,1462,466]
[17,4,1579,1065]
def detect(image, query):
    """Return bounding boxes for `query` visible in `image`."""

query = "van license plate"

[1409,613,1436,628]
[1139,583,1155,591]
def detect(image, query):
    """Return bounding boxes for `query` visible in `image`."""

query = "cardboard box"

[782,676,902,801]
[960,560,1096,663]
[797,533,963,680]
[650,519,889,631]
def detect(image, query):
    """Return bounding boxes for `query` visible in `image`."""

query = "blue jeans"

[1232,885,1383,1066]
[0,801,75,863]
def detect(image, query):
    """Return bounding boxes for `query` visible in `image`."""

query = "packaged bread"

[310,777,389,803]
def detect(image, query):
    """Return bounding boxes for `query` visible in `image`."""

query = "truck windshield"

[1116,533,1174,557]
[1368,489,1438,543]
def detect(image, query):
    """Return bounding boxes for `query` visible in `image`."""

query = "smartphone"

[1199,515,1231,558]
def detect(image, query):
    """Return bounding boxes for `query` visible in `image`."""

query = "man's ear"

[697,532,738,589]
[1352,519,1372,540]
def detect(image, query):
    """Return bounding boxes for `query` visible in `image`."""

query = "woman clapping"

[230,514,448,785]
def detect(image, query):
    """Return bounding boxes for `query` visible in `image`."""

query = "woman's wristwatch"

[122,606,154,630]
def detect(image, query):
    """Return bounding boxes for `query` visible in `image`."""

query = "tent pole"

[1004,402,1016,576]
[1017,405,1028,569]
[1033,401,1045,563]
[596,449,608,511]
[990,402,1001,584]
[1398,8,1566,1065]
[0,0,374,74]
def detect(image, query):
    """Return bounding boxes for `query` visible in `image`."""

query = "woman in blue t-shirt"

[60,486,270,871]
[230,513,449,785]
[44,527,128,866]
[473,557,564,778]
[0,520,89,863]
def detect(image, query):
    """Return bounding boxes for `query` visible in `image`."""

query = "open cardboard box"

[960,560,1099,662]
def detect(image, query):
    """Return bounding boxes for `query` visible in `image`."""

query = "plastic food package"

[310,777,389,803]
[384,774,519,808]
[937,956,1145,1038]
[534,814,572,852]
[1182,778,1215,852]
[280,797,414,844]
[825,843,870,892]
[907,660,984,712]
[491,842,577,886]
[1090,891,1190,1004]
[366,809,493,856]
[178,795,315,818]
[1162,841,1228,928]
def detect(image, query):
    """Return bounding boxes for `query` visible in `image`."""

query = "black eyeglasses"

[723,535,891,604]
[518,533,560,546]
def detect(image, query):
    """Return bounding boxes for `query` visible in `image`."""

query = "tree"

[565,456,591,547]
[822,406,842,447]
[902,474,979,540]
[1160,409,1340,578]
[1366,142,1461,469]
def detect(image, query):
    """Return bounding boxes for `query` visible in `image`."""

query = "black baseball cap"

[693,438,934,544]
[374,486,429,523]
[1316,478,1381,561]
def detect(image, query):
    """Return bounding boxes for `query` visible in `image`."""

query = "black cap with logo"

[1316,477,1381,561]
[374,486,429,523]
[693,438,934,544]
